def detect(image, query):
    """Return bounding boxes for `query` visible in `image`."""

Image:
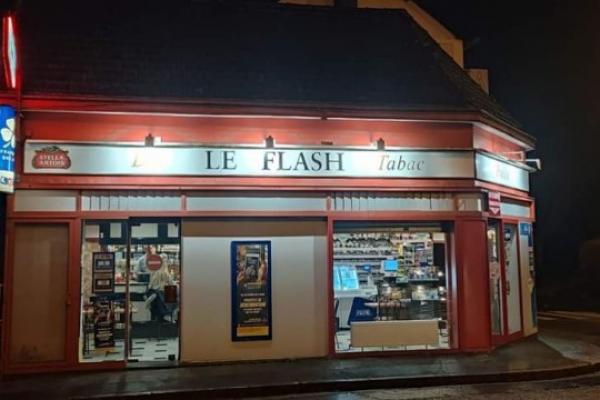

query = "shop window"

[333,222,452,352]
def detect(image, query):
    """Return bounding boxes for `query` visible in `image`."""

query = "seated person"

[136,248,176,323]
[148,254,176,322]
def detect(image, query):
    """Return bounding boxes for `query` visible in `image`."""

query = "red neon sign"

[2,15,17,89]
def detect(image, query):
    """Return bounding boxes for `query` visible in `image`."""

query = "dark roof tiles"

[14,1,521,128]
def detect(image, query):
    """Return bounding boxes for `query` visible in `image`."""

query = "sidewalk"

[2,314,600,400]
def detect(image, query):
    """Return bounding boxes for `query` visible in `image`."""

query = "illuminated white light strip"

[5,16,17,89]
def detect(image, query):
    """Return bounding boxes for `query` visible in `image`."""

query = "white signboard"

[24,141,475,179]
[23,141,532,191]
[475,152,530,191]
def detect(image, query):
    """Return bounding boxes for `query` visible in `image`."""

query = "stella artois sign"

[32,145,72,169]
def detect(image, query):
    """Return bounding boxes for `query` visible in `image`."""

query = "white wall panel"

[186,193,326,211]
[181,220,328,362]
[81,191,181,211]
[501,202,531,218]
[14,190,78,212]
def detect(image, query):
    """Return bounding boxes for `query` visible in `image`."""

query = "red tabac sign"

[32,146,71,169]
[488,191,502,216]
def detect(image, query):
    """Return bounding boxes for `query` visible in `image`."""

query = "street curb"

[70,361,600,400]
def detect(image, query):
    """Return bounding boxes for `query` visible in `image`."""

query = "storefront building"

[0,2,539,374]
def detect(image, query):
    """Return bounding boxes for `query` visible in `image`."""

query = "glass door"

[487,220,505,342]
[79,220,128,364]
[504,224,522,336]
[127,218,181,364]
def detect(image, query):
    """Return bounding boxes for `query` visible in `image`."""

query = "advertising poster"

[93,297,115,349]
[92,252,115,293]
[0,105,16,193]
[231,241,272,341]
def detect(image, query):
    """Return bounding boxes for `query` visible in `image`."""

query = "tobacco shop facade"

[0,2,538,374]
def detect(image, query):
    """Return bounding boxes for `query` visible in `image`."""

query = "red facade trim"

[0,106,538,374]
[455,219,492,351]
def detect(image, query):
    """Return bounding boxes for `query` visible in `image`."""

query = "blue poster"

[231,241,272,341]
[0,105,16,193]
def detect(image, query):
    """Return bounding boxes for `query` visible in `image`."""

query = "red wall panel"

[455,219,492,351]
[473,124,526,155]
[20,112,474,149]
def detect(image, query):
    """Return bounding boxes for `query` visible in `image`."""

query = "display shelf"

[411,299,443,301]
[333,247,396,252]
[333,229,448,323]
[334,254,394,260]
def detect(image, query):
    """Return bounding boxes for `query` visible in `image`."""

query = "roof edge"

[4,92,536,148]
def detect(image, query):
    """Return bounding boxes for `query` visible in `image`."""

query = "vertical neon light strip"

[3,15,17,89]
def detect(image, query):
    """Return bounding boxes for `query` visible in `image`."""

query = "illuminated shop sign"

[0,105,15,193]
[475,152,530,191]
[24,141,475,178]
[23,141,532,190]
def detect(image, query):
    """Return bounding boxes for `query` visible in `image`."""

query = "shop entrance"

[79,218,181,366]
[504,224,522,336]
[488,220,523,345]
[488,220,505,343]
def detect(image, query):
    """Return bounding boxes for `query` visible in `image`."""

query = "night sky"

[2,0,598,308]
[417,0,600,307]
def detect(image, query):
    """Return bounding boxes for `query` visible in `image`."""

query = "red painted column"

[455,219,492,352]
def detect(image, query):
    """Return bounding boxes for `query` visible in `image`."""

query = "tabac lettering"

[378,155,425,172]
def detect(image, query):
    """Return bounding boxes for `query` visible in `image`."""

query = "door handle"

[506,281,511,295]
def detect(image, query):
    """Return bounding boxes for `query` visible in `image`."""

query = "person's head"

[149,245,157,255]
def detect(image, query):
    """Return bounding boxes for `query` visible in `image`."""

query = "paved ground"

[248,371,600,399]
[1,311,600,400]
[537,311,600,363]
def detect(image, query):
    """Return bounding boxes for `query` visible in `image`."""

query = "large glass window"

[333,222,451,352]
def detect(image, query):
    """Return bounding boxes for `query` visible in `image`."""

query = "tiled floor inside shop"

[335,328,449,352]
[82,338,179,362]
[130,337,179,361]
